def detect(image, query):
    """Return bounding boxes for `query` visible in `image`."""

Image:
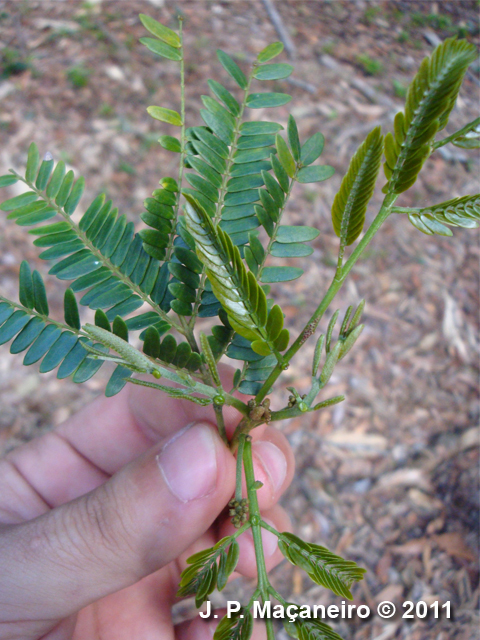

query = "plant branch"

[243,435,275,640]
[254,192,397,404]
[10,171,183,334]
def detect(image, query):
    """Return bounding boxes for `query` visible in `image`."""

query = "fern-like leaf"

[278,532,366,600]
[331,126,383,246]
[395,194,480,235]
[384,37,477,194]
[184,194,289,357]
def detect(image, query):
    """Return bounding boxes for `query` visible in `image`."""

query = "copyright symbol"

[377,601,396,618]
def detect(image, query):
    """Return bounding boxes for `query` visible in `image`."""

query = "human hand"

[0,367,294,640]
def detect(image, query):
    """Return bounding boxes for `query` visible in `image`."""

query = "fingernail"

[262,518,279,556]
[253,441,287,495]
[157,424,218,502]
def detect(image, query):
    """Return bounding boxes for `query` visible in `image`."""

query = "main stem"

[243,437,275,640]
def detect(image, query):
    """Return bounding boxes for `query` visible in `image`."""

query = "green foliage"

[384,37,477,194]
[184,194,289,358]
[279,532,366,599]
[396,194,480,236]
[332,127,383,246]
[0,17,478,640]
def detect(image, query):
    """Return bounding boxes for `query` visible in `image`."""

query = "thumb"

[0,422,235,622]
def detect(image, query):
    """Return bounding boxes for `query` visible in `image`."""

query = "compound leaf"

[331,126,383,246]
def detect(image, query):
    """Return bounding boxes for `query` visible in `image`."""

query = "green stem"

[235,434,246,501]
[214,403,228,445]
[243,437,274,639]
[432,116,480,150]
[254,193,397,404]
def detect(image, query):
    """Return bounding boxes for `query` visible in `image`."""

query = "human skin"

[0,366,294,640]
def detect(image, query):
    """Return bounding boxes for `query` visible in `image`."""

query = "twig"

[261,0,296,59]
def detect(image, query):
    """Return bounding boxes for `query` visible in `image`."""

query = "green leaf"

[94,309,110,331]
[0,310,30,345]
[147,106,182,126]
[312,334,325,377]
[1,191,37,212]
[233,147,273,164]
[190,126,229,158]
[35,156,54,191]
[57,338,88,379]
[257,41,284,63]
[385,38,477,194]
[240,121,283,136]
[64,177,85,215]
[46,160,66,198]
[64,288,80,330]
[105,364,132,397]
[260,266,303,283]
[208,79,240,116]
[143,325,161,358]
[332,126,383,246]
[271,242,313,257]
[266,304,284,342]
[32,270,49,315]
[276,225,319,243]
[297,165,335,183]
[23,324,62,365]
[253,63,293,80]
[54,170,74,207]
[216,49,247,89]
[10,317,45,354]
[225,540,240,575]
[271,154,289,192]
[275,134,295,178]
[18,261,34,309]
[139,14,181,48]
[279,531,366,601]
[25,142,40,183]
[140,37,182,61]
[39,331,77,373]
[287,115,301,162]
[262,170,284,208]
[301,132,325,165]
[339,324,364,360]
[0,174,18,187]
[237,134,275,150]
[246,92,291,109]
[184,194,283,357]
[158,135,182,152]
[399,194,480,235]
[320,341,342,385]
[0,303,15,326]
[200,109,234,145]
[112,316,129,342]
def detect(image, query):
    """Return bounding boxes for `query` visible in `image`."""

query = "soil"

[0,1,478,639]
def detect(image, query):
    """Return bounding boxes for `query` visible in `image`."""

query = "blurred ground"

[0,1,478,639]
